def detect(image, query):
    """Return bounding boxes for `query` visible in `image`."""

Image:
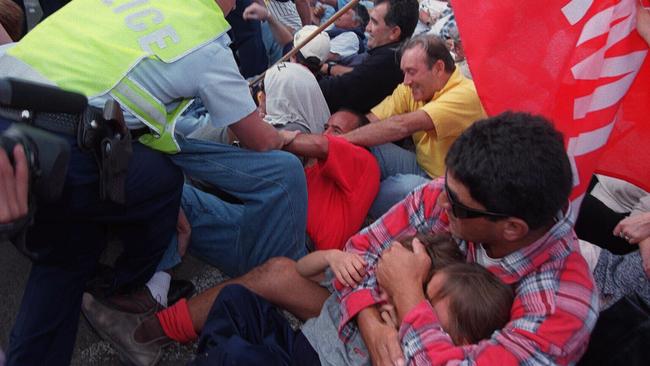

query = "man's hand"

[377,238,430,323]
[176,208,191,257]
[243,3,270,22]
[378,238,431,299]
[278,129,300,147]
[358,307,405,366]
[325,250,366,287]
[0,145,29,224]
[614,212,650,244]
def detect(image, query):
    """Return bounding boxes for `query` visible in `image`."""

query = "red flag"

[452,0,649,212]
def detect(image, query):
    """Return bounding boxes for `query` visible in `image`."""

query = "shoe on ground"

[82,292,168,366]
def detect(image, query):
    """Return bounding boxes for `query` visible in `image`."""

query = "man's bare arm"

[230,110,284,151]
[295,0,314,26]
[343,110,435,147]
[283,133,330,160]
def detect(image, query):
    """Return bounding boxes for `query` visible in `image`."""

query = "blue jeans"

[189,284,319,366]
[2,120,183,366]
[369,143,430,218]
[160,137,308,277]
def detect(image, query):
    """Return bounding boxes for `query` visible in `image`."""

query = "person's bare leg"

[187,257,330,331]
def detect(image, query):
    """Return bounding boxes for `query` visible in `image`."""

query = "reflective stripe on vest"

[8,0,230,153]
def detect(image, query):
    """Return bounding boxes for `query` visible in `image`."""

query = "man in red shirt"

[282,109,380,251]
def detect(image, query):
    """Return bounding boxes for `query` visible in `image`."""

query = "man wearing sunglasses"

[337,112,598,365]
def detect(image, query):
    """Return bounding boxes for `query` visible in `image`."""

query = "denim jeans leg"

[369,143,430,218]
[369,174,431,218]
[157,184,246,275]
[370,143,427,179]
[170,137,308,277]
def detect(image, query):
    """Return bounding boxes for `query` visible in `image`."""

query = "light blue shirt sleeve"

[91,34,256,134]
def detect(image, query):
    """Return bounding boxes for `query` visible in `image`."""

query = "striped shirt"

[335,178,599,365]
[266,0,302,32]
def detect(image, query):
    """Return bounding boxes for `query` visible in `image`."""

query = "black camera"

[0,123,70,203]
[0,78,85,203]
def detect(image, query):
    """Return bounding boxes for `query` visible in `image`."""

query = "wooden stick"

[249,0,361,86]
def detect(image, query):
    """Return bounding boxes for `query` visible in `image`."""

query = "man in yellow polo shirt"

[342,34,485,217]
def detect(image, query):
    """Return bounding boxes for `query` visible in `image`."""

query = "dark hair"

[354,4,370,29]
[0,0,24,42]
[375,0,419,42]
[295,52,323,76]
[401,34,455,73]
[399,232,464,283]
[445,112,572,230]
[338,108,370,129]
[430,263,514,345]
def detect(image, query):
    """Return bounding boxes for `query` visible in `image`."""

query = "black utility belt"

[0,100,134,204]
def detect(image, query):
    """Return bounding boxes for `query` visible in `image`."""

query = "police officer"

[0,0,308,364]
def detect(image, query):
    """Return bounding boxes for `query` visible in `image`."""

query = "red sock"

[156,298,198,343]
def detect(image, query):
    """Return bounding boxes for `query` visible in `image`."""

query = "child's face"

[425,272,452,335]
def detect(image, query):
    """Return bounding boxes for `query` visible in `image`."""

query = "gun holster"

[78,100,132,205]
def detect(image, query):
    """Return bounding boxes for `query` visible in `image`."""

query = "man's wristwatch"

[327,61,336,75]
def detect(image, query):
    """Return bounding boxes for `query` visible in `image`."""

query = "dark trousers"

[2,120,184,365]
[578,295,650,366]
[227,0,269,78]
[189,284,320,366]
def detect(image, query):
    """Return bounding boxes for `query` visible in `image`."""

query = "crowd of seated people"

[0,1,649,366]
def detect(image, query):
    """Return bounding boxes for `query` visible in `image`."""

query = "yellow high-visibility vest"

[9,0,230,153]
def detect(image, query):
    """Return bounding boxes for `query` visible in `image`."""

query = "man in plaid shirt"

[336,112,599,365]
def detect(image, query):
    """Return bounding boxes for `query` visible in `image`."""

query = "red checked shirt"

[335,178,599,365]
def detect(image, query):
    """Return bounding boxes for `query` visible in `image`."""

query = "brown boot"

[82,293,169,366]
[105,286,160,314]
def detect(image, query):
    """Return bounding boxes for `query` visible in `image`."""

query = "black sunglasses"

[444,172,510,220]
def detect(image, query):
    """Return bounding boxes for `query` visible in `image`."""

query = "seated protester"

[0,0,23,43]
[325,3,369,60]
[290,24,331,78]
[343,34,485,218]
[260,61,330,133]
[174,234,512,365]
[338,112,597,365]
[281,109,379,250]
[319,0,419,114]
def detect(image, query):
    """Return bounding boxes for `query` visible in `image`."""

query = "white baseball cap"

[293,25,331,64]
